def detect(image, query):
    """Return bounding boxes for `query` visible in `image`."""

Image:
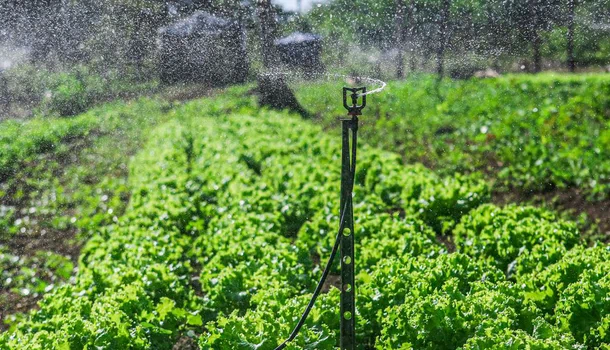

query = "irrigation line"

[274,127,357,350]
[258,70,387,97]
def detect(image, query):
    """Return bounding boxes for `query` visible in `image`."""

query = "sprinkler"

[275,86,367,350]
[339,87,365,349]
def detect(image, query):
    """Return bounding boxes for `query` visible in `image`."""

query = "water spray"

[275,83,376,350]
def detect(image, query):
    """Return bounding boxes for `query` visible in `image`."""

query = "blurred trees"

[0,0,168,70]
[436,0,451,77]
[393,0,407,78]
[0,0,607,79]
[567,0,577,72]
[308,0,609,76]
[505,0,563,72]
[0,0,255,75]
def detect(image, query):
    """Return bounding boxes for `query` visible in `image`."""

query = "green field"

[0,98,172,321]
[1,74,609,349]
[298,74,610,201]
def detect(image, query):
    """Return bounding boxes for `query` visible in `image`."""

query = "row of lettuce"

[1,93,609,349]
[0,99,173,316]
[2,64,158,119]
[0,98,174,237]
[297,73,610,200]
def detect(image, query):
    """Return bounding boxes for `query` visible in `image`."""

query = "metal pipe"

[340,116,357,350]
[339,86,365,349]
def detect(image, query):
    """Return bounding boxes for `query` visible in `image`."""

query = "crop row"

[0,98,176,321]
[0,98,177,238]
[2,93,609,349]
[297,73,610,201]
[0,116,97,184]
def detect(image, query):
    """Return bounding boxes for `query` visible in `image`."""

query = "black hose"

[274,201,349,350]
[275,123,357,350]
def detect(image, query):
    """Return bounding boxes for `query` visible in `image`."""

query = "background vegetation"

[298,74,610,200]
[0,0,608,120]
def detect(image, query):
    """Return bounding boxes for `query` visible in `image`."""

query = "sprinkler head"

[343,87,366,116]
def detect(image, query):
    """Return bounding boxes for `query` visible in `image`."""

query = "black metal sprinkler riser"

[340,86,365,350]
[274,86,366,350]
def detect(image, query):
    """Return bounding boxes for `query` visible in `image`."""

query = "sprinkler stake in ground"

[274,86,366,350]
[339,86,365,350]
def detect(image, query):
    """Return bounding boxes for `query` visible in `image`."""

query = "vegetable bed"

[298,74,610,201]
[2,93,609,349]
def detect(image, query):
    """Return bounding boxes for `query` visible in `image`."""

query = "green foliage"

[359,254,507,347]
[0,98,171,237]
[519,245,610,315]
[41,66,110,117]
[1,86,608,349]
[0,90,489,348]
[358,152,490,234]
[0,115,95,183]
[454,204,580,276]
[297,73,610,201]
[200,288,340,350]
[459,324,582,350]
[1,64,158,118]
[544,25,610,67]
[0,97,174,327]
[0,247,73,302]
[376,281,540,349]
[555,259,610,347]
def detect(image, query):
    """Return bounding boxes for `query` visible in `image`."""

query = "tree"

[394,0,407,78]
[257,0,279,69]
[567,0,576,72]
[406,0,417,72]
[436,0,451,78]
[506,0,563,72]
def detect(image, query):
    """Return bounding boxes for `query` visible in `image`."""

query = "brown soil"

[172,336,199,350]
[493,187,610,241]
[0,291,40,326]
[322,274,342,293]
[0,130,115,328]
[1,227,82,260]
[0,228,82,330]
[436,234,456,253]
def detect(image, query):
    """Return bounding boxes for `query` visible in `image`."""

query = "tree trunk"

[256,0,306,117]
[532,29,542,73]
[530,2,542,73]
[436,0,451,78]
[394,0,406,79]
[257,0,277,69]
[0,74,9,111]
[406,0,416,74]
[567,0,576,72]
[409,55,417,72]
